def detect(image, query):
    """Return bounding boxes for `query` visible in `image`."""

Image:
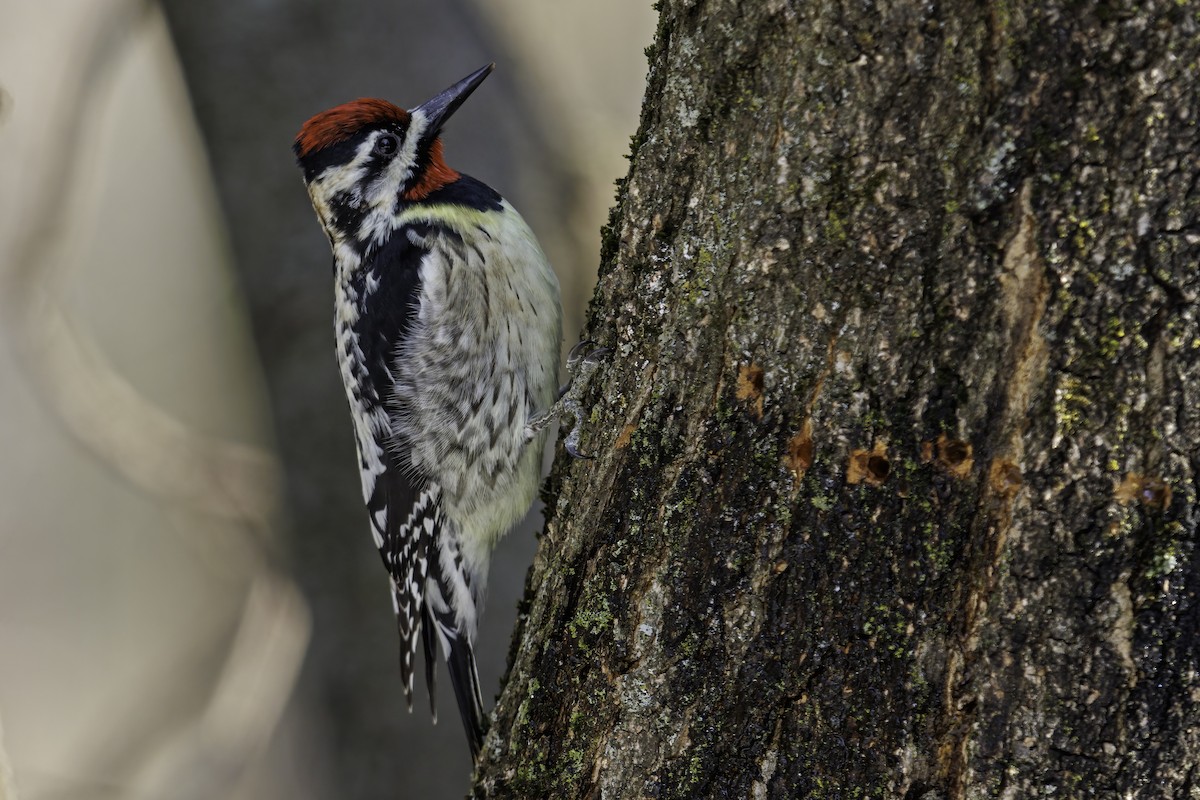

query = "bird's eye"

[374,134,399,156]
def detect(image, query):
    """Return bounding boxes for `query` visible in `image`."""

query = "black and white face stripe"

[297,117,406,183]
[303,113,434,250]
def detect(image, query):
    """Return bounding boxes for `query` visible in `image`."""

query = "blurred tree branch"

[0,0,281,527]
[0,4,307,797]
[123,574,310,799]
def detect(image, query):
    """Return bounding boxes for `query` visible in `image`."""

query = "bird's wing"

[366,445,485,752]
[360,218,487,753]
[353,226,434,709]
[367,466,437,709]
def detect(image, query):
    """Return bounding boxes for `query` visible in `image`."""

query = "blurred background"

[0,2,654,798]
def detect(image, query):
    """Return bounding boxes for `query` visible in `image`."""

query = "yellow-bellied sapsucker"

[293,64,596,757]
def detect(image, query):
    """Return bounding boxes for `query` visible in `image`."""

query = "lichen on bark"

[472,1,1200,797]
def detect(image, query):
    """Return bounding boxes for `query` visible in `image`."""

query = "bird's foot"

[524,340,609,458]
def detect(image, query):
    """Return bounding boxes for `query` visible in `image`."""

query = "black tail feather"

[443,629,485,759]
[421,603,438,721]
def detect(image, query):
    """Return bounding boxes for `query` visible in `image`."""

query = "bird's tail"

[426,601,486,758]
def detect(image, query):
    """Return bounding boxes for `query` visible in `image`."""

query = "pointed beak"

[411,63,494,138]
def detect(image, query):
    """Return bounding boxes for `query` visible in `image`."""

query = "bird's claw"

[558,341,609,458]
[524,340,610,458]
[561,340,610,396]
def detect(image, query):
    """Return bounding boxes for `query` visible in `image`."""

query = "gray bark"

[473,1,1200,797]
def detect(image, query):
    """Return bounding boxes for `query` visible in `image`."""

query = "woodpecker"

[293,64,591,758]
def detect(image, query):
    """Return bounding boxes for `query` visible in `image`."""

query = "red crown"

[295,98,410,158]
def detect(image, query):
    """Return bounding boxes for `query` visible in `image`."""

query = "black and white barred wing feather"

[368,462,486,754]
[367,467,435,709]
[344,215,489,755]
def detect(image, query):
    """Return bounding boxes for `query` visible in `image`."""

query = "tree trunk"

[472,1,1200,797]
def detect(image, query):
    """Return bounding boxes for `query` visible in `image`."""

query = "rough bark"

[472,1,1200,798]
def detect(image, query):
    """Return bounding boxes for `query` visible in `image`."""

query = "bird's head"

[294,63,494,249]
